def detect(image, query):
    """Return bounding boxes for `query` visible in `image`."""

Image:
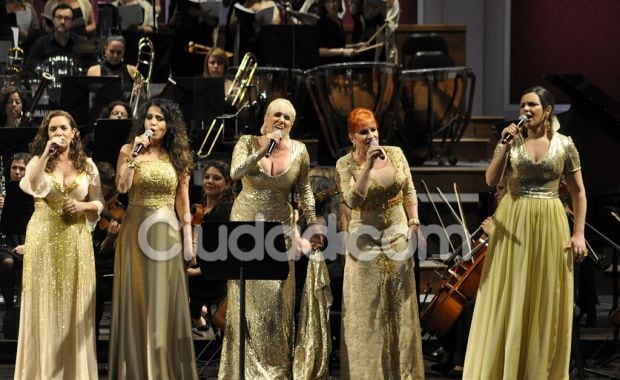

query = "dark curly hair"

[202,159,235,203]
[1,86,30,127]
[30,110,92,174]
[127,98,193,178]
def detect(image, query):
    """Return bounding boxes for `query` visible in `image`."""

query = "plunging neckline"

[256,137,293,177]
[523,134,553,163]
[351,151,395,189]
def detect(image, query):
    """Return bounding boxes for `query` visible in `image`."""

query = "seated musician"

[189,160,232,335]
[1,87,30,128]
[431,180,506,377]
[316,0,366,65]
[92,161,122,341]
[203,47,234,97]
[0,152,33,311]
[43,0,97,35]
[86,36,139,101]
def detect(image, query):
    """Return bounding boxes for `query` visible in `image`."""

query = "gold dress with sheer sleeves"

[15,158,103,380]
[108,156,198,380]
[218,134,325,380]
[463,133,581,380]
[335,146,424,380]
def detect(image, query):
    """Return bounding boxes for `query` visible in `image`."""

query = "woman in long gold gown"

[16,110,104,379]
[108,98,198,379]
[335,108,424,379]
[218,98,326,379]
[463,86,587,379]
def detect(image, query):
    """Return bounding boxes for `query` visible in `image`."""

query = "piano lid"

[545,74,620,142]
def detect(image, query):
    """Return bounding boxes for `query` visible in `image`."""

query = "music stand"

[59,76,124,128]
[157,77,226,125]
[197,220,289,379]
[259,25,320,69]
[92,118,133,167]
[0,127,38,167]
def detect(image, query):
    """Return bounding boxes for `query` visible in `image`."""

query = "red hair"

[347,107,377,135]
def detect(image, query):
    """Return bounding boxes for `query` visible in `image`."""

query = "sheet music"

[118,3,144,30]
[15,10,32,31]
[255,6,274,25]
[199,0,221,17]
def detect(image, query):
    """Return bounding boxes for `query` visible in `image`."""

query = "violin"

[99,194,126,231]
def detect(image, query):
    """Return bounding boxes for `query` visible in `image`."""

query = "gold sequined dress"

[15,158,103,379]
[335,146,424,380]
[108,156,198,380]
[219,135,322,380]
[463,133,581,379]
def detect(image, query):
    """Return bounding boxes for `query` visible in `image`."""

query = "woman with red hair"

[335,107,424,379]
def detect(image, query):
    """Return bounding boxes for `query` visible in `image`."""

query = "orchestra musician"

[335,107,424,379]
[463,86,587,379]
[316,0,367,65]
[15,110,103,378]
[203,47,234,96]
[0,86,30,128]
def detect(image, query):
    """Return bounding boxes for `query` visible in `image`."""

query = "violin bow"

[420,180,456,254]
[435,186,473,260]
[453,183,472,255]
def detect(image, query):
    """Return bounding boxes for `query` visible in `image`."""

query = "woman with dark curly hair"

[0,86,30,127]
[108,98,198,379]
[15,110,103,378]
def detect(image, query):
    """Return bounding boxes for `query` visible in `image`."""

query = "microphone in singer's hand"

[265,127,282,158]
[132,129,154,157]
[370,139,385,160]
[501,115,528,144]
[49,143,60,156]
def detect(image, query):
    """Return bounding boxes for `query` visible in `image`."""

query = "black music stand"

[59,76,124,128]
[259,25,320,69]
[0,127,38,167]
[92,118,133,167]
[197,221,289,379]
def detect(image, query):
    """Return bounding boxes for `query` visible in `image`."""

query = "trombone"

[196,52,258,158]
[129,37,155,117]
[5,47,24,87]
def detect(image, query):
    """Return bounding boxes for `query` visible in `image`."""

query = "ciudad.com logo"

[138,212,468,263]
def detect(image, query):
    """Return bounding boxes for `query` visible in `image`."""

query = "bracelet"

[340,47,344,55]
[125,157,137,169]
[407,217,420,227]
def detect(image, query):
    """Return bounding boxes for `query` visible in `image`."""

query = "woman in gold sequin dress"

[108,98,198,379]
[16,110,104,379]
[335,108,424,379]
[463,86,587,379]
[218,98,326,379]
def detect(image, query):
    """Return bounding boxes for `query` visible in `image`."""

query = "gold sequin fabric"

[108,158,198,379]
[219,135,322,380]
[15,159,102,379]
[498,132,580,198]
[335,146,424,380]
[463,133,581,379]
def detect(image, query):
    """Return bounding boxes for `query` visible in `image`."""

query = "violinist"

[92,161,122,340]
[189,160,233,335]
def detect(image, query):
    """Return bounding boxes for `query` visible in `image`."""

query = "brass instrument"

[5,47,24,87]
[130,37,155,117]
[15,72,54,128]
[188,41,234,58]
[196,52,258,158]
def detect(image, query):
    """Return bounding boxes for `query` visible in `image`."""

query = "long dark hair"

[0,86,30,127]
[202,159,235,203]
[30,110,91,174]
[126,98,193,178]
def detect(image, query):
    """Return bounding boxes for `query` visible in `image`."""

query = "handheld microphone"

[370,138,385,160]
[501,115,528,144]
[265,139,277,158]
[49,143,60,156]
[132,129,154,157]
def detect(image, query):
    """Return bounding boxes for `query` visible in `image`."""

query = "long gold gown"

[108,156,198,380]
[219,135,324,380]
[15,158,103,379]
[336,146,424,380]
[463,133,581,379]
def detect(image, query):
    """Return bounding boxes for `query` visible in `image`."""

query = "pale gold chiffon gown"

[15,158,103,379]
[463,133,581,379]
